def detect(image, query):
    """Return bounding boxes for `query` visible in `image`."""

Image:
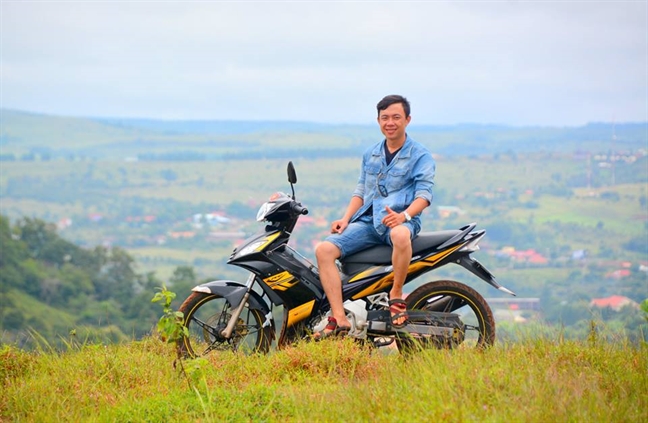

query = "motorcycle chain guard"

[366,309,463,338]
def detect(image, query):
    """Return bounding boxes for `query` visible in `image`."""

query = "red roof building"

[590,295,639,311]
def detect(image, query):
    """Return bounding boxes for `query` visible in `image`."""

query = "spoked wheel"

[177,292,272,358]
[397,280,496,352]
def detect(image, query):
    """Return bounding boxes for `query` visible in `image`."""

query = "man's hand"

[382,206,405,228]
[331,219,349,234]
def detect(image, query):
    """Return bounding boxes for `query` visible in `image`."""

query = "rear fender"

[457,256,516,296]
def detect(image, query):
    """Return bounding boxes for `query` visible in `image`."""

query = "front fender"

[192,280,271,315]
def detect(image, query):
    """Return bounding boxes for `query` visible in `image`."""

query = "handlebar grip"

[292,203,309,215]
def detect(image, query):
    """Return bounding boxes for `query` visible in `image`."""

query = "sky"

[1,1,647,126]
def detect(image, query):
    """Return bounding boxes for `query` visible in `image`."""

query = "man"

[314,94,436,339]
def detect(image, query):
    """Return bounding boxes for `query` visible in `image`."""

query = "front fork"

[220,273,255,338]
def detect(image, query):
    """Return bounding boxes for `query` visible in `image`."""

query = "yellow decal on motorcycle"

[286,300,315,327]
[258,232,282,251]
[351,275,394,299]
[350,244,465,299]
[407,244,463,273]
[424,243,463,264]
[264,271,299,291]
[347,266,383,284]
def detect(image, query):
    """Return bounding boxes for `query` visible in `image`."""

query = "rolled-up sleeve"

[413,154,435,204]
[352,153,368,198]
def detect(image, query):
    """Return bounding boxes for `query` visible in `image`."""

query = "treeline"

[0,215,200,348]
[137,147,366,161]
[3,108,647,160]
[1,147,367,162]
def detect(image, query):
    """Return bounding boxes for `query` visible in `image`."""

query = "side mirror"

[287,161,297,184]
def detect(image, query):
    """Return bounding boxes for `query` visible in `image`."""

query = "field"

[1,336,646,422]
[1,152,645,284]
[1,111,646,352]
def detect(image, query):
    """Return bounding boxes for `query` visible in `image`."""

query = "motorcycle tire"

[396,280,496,352]
[177,292,273,358]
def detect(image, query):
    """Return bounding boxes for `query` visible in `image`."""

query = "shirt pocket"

[386,165,409,192]
[365,162,381,193]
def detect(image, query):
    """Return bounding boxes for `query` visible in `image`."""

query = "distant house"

[437,206,466,219]
[496,247,548,265]
[193,212,231,228]
[526,252,549,265]
[126,215,156,223]
[168,231,196,239]
[605,269,631,279]
[590,295,639,311]
[487,297,541,311]
[57,217,72,230]
[572,250,587,260]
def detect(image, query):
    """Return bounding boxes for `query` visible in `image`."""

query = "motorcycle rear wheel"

[177,292,273,358]
[397,280,496,352]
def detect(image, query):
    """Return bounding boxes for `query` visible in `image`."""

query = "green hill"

[2,108,646,159]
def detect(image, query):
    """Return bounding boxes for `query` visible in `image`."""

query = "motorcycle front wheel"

[177,292,273,357]
[397,279,496,352]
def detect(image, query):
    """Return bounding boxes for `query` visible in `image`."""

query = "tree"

[0,215,29,290]
[15,217,59,260]
[92,247,139,309]
[169,266,198,306]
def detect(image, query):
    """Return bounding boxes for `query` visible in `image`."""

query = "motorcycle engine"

[311,299,369,339]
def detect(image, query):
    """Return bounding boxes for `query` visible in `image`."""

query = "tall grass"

[1,335,646,422]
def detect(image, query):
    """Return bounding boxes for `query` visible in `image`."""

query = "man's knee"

[390,226,411,249]
[316,241,341,262]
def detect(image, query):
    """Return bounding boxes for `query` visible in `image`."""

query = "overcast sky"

[1,1,646,126]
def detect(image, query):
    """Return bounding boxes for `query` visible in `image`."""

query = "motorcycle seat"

[342,229,462,265]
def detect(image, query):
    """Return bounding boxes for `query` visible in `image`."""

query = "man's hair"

[377,95,411,118]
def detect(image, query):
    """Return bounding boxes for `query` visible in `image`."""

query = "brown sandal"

[389,299,409,329]
[313,317,351,341]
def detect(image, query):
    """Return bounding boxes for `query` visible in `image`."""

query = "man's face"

[378,102,411,144]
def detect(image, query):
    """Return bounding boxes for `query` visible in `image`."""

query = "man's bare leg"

[315,241,351,332]
[389,226,412,326]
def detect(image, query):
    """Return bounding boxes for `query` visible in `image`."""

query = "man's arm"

[331,196,363,233]
[412,151,436,206]
[403,197,429,220]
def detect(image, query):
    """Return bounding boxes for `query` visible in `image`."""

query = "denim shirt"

[350,134,435,235]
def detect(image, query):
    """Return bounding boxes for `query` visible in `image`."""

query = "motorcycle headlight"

[256,202,272,221]
[236,240,267,257]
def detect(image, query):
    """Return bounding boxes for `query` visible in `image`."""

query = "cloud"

[1,1,646,125]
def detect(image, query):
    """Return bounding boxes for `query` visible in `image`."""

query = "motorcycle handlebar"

[292,203,309,215]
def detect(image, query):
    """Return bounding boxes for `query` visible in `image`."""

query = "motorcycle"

[178,162,516,356]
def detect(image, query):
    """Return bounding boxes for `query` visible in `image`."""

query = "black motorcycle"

[178,162,515,356]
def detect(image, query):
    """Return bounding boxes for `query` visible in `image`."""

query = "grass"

[2,335,646,422]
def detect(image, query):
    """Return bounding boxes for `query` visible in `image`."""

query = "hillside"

[2,109,646,159]
[0,109,646,346]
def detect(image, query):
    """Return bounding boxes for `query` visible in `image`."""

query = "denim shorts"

[324,214,418,259]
